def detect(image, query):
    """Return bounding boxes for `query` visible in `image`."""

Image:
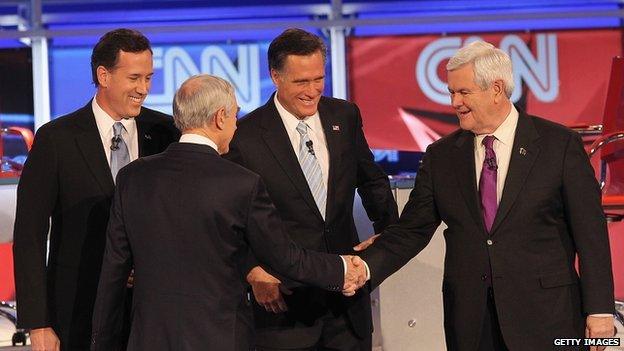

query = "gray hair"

[173,74,236,132]
[446,41,514,98]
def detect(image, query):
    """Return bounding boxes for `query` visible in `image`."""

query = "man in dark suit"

[225,28,398,350]
[356,41,615,351]
[13,28,179,351]
[90,74,367,351]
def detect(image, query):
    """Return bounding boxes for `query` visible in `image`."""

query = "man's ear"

[270,68,281,86]
[492,80,505,103]
[96,66,109,88]
[214,108,226,130]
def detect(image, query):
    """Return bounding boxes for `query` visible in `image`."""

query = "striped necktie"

[296,121,326,219]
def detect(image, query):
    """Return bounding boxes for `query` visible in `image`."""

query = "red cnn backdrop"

[348,29,623,151]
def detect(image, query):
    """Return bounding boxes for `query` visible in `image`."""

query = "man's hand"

[353,234,380,252]
[30,327,60,351]
[341,255,367,296]
[585,315,615,351]
[246,266,291,313]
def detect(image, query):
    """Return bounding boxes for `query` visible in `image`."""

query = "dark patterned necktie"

[480,135,498,233]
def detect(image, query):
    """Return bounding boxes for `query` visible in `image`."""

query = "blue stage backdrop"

[50,40,333,117]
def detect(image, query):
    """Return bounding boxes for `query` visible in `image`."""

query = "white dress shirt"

[274,94,330,190]
[92,97,139,165]
[474,104,519,203]
[179,133,219,152]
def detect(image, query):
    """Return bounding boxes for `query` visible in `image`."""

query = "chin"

[126,108,142,118]
[298,107,318,117]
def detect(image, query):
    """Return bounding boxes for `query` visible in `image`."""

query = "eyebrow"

[292,75,325,83]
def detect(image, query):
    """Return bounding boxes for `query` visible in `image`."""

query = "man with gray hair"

[355,41,615,350]
[90,74,367,351]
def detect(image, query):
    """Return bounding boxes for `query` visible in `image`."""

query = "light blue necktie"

[110,122,130,182]
[296,121,326,219]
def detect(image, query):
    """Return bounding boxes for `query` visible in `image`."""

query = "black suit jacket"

[13,101,179,350]
[90,142,345,351]
[225,95,398,341]
[360,111,614,351]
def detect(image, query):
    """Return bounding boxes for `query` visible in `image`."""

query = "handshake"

[340,255,368,297]
[339,233,380,296]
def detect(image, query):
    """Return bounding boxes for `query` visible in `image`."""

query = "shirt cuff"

[363,259,371,281]
[340,256,347,278]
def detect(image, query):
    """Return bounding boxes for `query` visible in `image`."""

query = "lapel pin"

[519,147,527,156]
[332,125,340,131]
[144,134,152,140]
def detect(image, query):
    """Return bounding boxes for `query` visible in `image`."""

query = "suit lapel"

[260,98,324,221]
[74,102,115,195]
[318,100,340,223]
[490,111,540,236]
[136,109,158,157]
[452,131,487,235]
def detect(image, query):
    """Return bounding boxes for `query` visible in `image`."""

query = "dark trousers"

[255,312,370,351]
[477,288,509,351]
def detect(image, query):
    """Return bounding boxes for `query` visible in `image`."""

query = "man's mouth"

[298,97,317,106]
[457,110,471,118]
[130,96,143,103]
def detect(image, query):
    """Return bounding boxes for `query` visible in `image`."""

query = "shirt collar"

[179,133,219,153]
[92,96,135,134]
[274,93,319,132]
[475,104,519,147]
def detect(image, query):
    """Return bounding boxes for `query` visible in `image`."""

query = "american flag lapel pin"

[332,125,340,131]
[519,147,526,156]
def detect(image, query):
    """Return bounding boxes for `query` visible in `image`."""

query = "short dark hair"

[268,28,326,72]
[90,28,152,86]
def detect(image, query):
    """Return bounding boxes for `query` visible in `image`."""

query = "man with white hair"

[355,41,615,350]
[90,74,367,351]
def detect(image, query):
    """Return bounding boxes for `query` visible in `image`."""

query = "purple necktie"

[480,135,498,233]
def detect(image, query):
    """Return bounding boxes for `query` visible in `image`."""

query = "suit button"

[481,274,488,281]
[486,239,493,246]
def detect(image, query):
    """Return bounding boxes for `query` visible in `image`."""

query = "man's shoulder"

[37,103,92,135]
[138,106,174,124]
[123,148,262,188]
[319,95,358,114]
[427,128,466,151]
[526,113,575,137]
[234,103,272,138]
[238,101,270,124]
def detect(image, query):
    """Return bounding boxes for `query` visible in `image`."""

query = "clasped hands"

[246,256,367,314]
[339,233,380,296]
[340,255,367,296]
[247,234,379,312]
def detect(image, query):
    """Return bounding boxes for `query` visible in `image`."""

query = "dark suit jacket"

[13,101,179,350]
[225,95,398,342]
[360,111,615,351]
[90,142,345,351]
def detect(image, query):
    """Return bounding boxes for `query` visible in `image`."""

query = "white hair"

[446,41,514,98]
[173,74,236,132]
